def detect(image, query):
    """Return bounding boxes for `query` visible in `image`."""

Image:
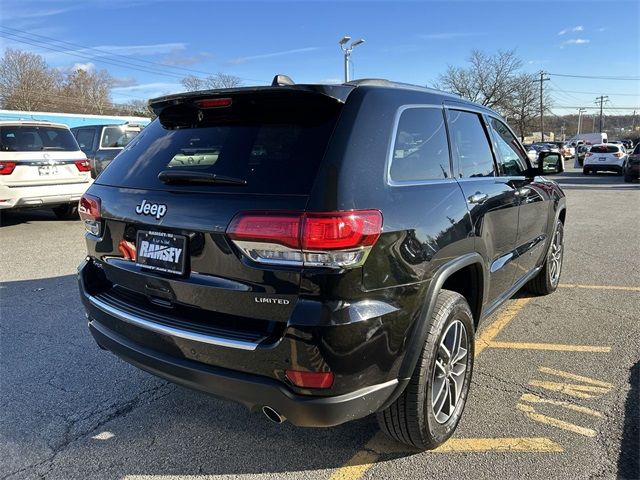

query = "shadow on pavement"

[1,274,407,478]
[617,361,639,479]
[0,208,71,227]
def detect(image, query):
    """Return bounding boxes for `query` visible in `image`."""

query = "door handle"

[467,192,489,204]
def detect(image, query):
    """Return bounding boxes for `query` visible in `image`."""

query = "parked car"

[523,144,539,163]
[583,143,628,175]
[549,141,574,159]
[0,121,91,219]
[623,143,640,182]
[77,77,566,450]
[576,144,591,166]
[621,139,634,150]
[71,123,143,178]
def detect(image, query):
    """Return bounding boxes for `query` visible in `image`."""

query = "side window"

[447,110,495,178]
[488,118,527,176]
[389,107,451,182]
[75,129,94,152]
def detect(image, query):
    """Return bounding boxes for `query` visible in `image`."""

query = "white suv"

[0,121,92,219]
[583,143,627,175]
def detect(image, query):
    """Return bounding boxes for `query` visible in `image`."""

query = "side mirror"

[538,152,563,174]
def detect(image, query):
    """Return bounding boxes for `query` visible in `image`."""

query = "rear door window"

[389,107,451,183]
[447,110,495,178]
[74,128,95,152]
[101,126,140,148]
[96,94,342,195]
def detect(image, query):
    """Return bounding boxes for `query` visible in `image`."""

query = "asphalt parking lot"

[1,164,639,480]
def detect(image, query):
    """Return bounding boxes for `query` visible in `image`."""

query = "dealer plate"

[136,230,187,275]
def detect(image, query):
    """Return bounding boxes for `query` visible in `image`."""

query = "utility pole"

[632,110,637,132]
[595,95,609,133]
[534,71,550,141]
[561,123,566,142]
[577,108,587,135]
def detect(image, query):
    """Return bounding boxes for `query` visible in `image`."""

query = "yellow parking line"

[488,341,611,353]
[558,283,640,292]
[432,436,563,453]
[329,297,533,480]
[475,298,532,357]
[520,393,603,418]
[528,380,611,399]
[538,367,613,388]
[516,403,596,437]
[328,449,380,480]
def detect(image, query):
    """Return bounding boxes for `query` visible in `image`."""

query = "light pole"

[339,36,365,82]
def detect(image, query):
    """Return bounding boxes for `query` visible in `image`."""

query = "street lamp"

[339,36,365,82]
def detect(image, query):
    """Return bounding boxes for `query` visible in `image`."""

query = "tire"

[526,220,564,295]
[582,168,590,175]
[376,290,475,450]
[52,203,79,220]
[624,173,633,183]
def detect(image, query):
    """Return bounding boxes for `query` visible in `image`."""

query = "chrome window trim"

[385,104,456,187]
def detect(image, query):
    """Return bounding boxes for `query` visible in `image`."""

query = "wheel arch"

[387,253,486,402]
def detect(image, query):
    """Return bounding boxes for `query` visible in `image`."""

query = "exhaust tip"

[262,406,286,424]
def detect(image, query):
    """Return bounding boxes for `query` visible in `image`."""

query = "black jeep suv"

[78,77,566,449]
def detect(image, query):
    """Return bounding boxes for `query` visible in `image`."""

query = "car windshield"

[101,126,141,148]
[590,145,619,154]
[0,125,79,152]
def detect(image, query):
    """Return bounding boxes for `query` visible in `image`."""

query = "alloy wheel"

[431,320,469,424]
[549,226,563,286]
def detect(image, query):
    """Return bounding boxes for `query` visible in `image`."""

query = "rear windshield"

[0,125,79,152]
[101,126,141,148]
[590,145,619,154]
[96,93,342,195]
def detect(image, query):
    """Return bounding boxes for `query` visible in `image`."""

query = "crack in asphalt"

[1,381,175,480]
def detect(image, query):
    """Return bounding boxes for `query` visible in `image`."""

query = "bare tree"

[0,49,60,111]
[505,73,539,141]
[120,99,156,119]
[181,72,242,91]
[60,68,114,114]
[436,49,522,110]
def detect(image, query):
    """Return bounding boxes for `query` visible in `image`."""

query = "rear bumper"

[88,319,399,427]
[584,163,623,172]
[78,258,409,427]
[0,182,91,209]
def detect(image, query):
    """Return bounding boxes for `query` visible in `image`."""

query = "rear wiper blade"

[158,170,247,186]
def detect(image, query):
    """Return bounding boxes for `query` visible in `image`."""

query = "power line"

[0,28,269,85]
[547,72,640,81]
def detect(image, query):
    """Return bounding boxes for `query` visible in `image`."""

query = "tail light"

[285,370,334,389]
[79,193,101,236]
[585,152,593,157]
[227,210,383,268]
[0,162,17,175]
[613,152,624,158]
[75,160,91,172]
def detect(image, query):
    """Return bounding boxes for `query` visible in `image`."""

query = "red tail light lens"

[613,152,624,158]
[75,160,91,172]
[285,370,334,389]
[302,211,382,250]
[194,98,232,109]
[585,152,592,157]
[227,210,383,268]
[0,162,17,175]
[227,213,301,249]
[79,193,101,235]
